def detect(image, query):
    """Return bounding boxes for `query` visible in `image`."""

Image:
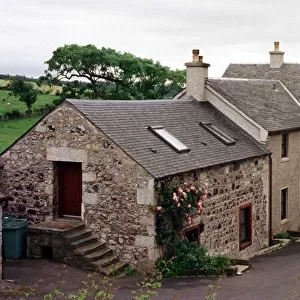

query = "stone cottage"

[0,93,270,272]
[176,43,300,237]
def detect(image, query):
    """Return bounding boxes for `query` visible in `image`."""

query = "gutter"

[269,154,273,246]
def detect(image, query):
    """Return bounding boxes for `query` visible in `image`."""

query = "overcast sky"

[1,0,300,78]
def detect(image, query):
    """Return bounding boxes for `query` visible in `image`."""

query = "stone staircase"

[64,223,128,276]
[27,220,128,276]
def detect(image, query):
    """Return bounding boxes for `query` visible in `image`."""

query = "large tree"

[42,44,185,100]
[9,78,39,111]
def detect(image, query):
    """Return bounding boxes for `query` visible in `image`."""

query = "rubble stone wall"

[0,103,156,263]
[157,156,269,259]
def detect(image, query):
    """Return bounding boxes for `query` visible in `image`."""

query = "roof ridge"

[67,99,192,104]
[208,77,279,82]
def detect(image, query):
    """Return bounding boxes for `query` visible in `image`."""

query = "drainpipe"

[268,154,273,246]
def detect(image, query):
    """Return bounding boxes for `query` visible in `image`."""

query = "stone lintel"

[47,147,87,162]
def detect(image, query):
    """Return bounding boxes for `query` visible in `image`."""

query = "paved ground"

[3,243,300,299]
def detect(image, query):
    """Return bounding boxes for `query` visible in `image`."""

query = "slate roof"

[67,99,268,178]
[223,63,300,101]
[207,78,300,132]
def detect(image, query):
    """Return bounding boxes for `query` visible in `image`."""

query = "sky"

[1,0,300,78]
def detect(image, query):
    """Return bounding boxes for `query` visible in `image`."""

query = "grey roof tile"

[223,63,300,105]
[68,99,268,178]
[207,78,300,132]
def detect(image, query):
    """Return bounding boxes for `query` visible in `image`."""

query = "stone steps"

[85,248,113,262]
[99,261,128,276]
[62,223,127,276]
[67,229,93,242]
[71,236,98,248]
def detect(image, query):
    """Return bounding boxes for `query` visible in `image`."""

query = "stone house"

[0,94,269,270]
[176,43,300,236]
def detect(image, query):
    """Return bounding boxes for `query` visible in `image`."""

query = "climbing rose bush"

[155,182,208,247]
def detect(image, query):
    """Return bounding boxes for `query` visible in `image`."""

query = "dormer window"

[200,122,236,146]
[148,126,190,153]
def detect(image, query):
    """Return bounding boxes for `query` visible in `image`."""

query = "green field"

[0,90,58,116]
[0,116,41,153]
[0,78,62,94]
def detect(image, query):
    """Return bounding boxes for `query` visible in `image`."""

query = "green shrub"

[274,231,292,239]
[52,97,64,106]
[3,109,22,119]
[156,239,230,277]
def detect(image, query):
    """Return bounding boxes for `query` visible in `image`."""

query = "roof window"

[148,126,190,153]
[200,122,236,146]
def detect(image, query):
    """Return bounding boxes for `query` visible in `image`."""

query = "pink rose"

[185,188,190,192]
[201,194,207,201]
[173,193,178,201]
[182,192,187,199]
[156,206,163,212]
[187,204,192,208]
[197,201,203,207]
[177,203,181,208]
[178,187,183,194]
[190,185,195,191]
[197,209,202,214]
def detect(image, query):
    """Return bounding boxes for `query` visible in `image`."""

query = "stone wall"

[0,103,157,263]
[157,156,269,259]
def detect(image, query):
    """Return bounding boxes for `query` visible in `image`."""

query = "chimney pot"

[192,49,200,62]
[199,56,203,63]
[274,41,280,52]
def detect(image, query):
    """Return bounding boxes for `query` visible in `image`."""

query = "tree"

[9,78,39,111]
[42,44,185,100]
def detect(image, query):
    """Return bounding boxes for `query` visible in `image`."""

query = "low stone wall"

[158,156,269,259]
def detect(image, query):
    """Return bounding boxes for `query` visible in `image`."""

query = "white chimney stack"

[269,41,285,69]
[185,49,210,101]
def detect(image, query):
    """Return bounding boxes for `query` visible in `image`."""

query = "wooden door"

[57,162,82,217]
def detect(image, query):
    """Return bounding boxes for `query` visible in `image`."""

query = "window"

[239,203,252,250]
[281,188,288,220]
[281,133,288,158]
[148,126,190,153]
[200,122,236,145]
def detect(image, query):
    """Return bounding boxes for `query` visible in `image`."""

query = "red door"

[57,162,82,217]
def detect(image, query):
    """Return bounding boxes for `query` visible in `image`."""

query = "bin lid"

[3,218,27,229]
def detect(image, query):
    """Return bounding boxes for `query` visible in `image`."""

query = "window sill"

[239,241,252,251]
[281,157,289,163]
[281,218,289,225]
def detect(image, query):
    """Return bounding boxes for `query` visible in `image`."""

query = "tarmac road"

[4,243,300,299]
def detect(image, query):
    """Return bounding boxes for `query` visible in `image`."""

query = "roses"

[155,182,209,226]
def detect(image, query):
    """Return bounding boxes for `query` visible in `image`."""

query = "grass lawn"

[0,90,58,116]
[0,116,41,153]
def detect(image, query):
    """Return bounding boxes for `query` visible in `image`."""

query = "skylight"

[148,126,190,153]
[200,122,236,146]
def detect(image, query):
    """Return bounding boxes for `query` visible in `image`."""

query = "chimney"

[269,41,285,69]
[185,49,210,101]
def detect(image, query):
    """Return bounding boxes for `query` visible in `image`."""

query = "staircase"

[27,220,128,276]
[63,223,128,276]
